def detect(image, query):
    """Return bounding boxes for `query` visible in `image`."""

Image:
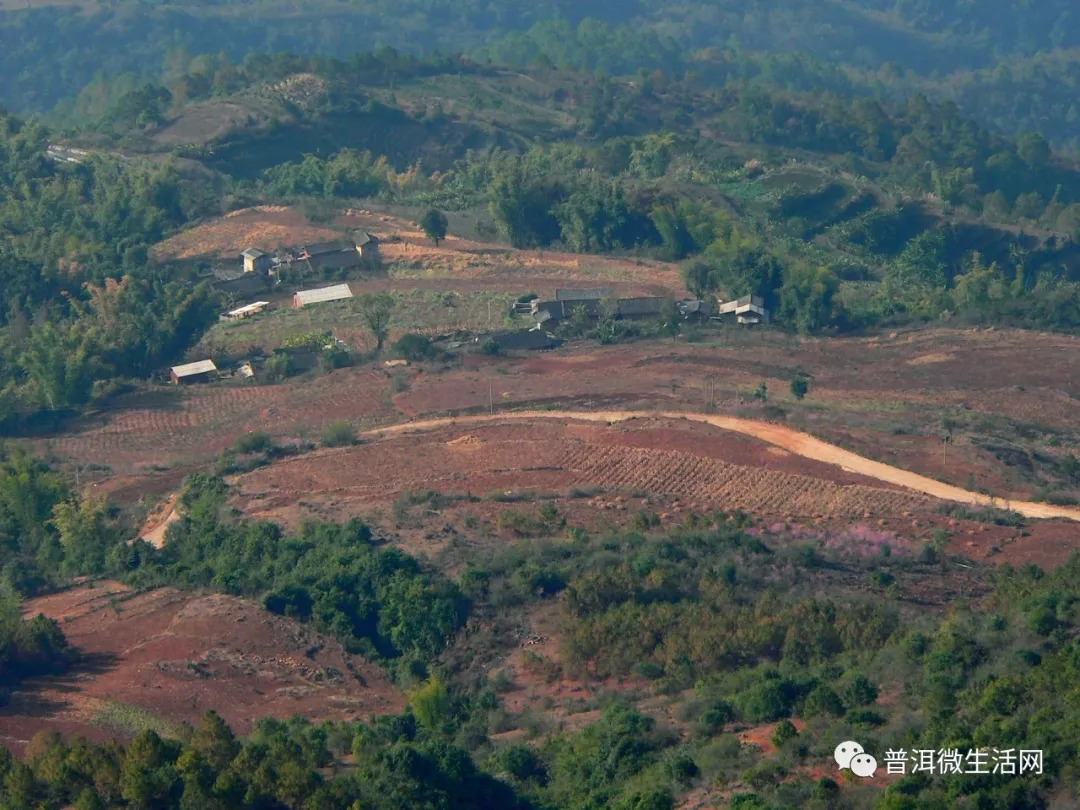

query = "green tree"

[420,208,449,246]
[777,265,841,333]
[357,293,395,353]
[790,377,809,400]
[770,719,798,747]
[408,674,452,729]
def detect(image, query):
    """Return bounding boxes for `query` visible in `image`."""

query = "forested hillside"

[4,0,1080,152]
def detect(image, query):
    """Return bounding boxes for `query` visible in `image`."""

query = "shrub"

[842,674,879,707]
[736,679,795,723]
[802,685,844,717]
[394,333,435,361]
[321,421,357,447]
[482,339,501,355]
[662,750,700,786]
[263,352,293,382]
[234,432,273,454]
[770,719,798,748]
[699,702,734,732]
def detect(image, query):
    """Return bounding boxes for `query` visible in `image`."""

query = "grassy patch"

[89,700,185,739]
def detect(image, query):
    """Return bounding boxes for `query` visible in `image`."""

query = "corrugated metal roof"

[227,301,270,316]
[617,297,665,316]
[241,248,266,258]
[171,359,218,377]
[300,239,355,257]
[555,287,612,301]
[293,284,354,306]
[307,250,363,271]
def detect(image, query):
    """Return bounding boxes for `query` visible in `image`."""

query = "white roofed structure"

[170,360,218,383]
[225,301,270,320]
[293,284,354,307]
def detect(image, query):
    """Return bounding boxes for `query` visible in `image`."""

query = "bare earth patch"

[0,582,403,755]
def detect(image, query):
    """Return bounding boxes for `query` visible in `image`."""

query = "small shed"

[225,301,270,321]
[170,359,218,385]
[293,284,354,308]
[356,232,381,265]
[241,248,272,274]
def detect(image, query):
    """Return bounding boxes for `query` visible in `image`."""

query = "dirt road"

[361,410,1080,522]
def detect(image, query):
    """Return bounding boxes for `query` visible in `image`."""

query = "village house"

[241,248,273,274]
[170,359,217,384]
[714,294,771,325]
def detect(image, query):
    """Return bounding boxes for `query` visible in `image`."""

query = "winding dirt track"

[361,410,1080,522]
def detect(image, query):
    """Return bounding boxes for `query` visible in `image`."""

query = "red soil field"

[0,582,402,756]
[233,417,931,528]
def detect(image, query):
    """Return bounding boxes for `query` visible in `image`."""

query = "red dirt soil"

[233,417,932,529]
[0,582,402,756]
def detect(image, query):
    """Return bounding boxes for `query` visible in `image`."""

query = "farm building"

[241,248,273,274]
[355,232,381,265]
[555,287,612,301]
[293,284,354,308]
[531,298,604,326]
[715,294,771,325]
[616,297,666,319]
[531,296,674,325]
[484,330,562,351]
[170,359,218,384]
[225,301,270,321]
[295,234,380,273]
[677,299,712,321]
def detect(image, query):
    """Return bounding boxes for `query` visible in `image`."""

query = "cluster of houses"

[240,234,380,277]
[527,288,770,328]
[173,246,773,385]
[216,234,381,297]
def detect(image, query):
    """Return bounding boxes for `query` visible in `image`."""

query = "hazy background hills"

[3,0,1079,150]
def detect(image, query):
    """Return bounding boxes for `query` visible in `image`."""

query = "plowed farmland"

[35,368,398,475]
[233,417,933,529]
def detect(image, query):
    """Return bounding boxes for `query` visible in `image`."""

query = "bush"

[736,679,795,723]
[321,421,357,447]
[802,685,844,717]
[394,333,435,361]
[482,339,501,355]
[263,352,293,382]
[234,432,273,454]
[842,674,879,707]
[770,719,798,748]
[699,702,733,732]
[662,750,699,786]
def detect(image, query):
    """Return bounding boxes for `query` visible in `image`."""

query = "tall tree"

[356,293,395,352]
[420,209,449,247]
